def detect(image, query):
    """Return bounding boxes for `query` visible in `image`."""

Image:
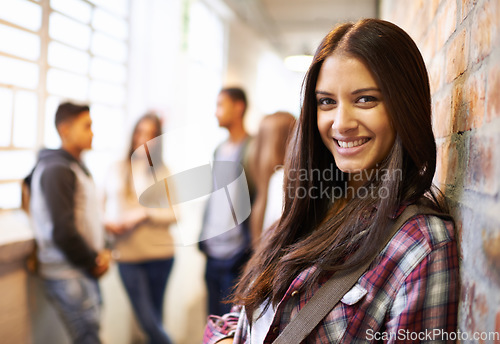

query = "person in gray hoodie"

[27,102,110,344]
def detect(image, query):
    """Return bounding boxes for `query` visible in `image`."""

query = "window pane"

[47,68,89,100]
[49,12,92,50]
[188,2,224,71]
[91,32,127,63]
[88,0,129,18]
[92,8,128,40]
[90,57,126,83]
[0,56,39,89]
[89,80,125,105]
[0,182,22,209]
[0,24,40,60]
[44,96,62,148]
[90,104,125,150]
[51,0,92,24]
[13,91,38,148]
[0,0,42,31]
[0,88,14,146]
[48,41,90,74]
[0,151,36,180]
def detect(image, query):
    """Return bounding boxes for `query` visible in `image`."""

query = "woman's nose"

[331,103,358,134]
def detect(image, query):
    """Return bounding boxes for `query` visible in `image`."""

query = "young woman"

[249,111,296,244]
[204,18,458,344]
[104,113,176,344]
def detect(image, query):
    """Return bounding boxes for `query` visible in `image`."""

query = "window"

[0,0,130,209]
[184,1,226,154]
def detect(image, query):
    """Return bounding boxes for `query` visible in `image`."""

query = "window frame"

[0,0,130,210]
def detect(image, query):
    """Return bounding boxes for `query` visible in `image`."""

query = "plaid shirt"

[203,211,459,344]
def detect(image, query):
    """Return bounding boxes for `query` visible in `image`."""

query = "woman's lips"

[335,138,370,148]
[333,138,371,155]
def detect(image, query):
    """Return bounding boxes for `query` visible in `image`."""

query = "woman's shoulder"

[366,208,457,288]
[401,203,454,238]
[389,205,456,257]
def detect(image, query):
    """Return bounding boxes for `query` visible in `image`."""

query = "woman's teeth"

[337,138,369,148]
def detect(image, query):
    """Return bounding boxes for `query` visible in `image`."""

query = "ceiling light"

[284,54,313,72]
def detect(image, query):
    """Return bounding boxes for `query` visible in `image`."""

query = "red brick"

[435,140,449,187]
[476,289,489,318]
[421,24,437,63]
[435,136,459,189]
[437,0,457,49]
[429,53,445,93]
[414,0,423,10]
[452,80,467,132]
[461,0,478,21]
[470,0,499,63]
[446,29,469,82]
[464,69,486,130]
[429,0,440,19]
[466,135,498,194]
[487,63,500,123]
[483,232,500,275]
[432,92,452,137]
[446,138,459,183]
[475,292,489,344]
[464,283,491,341]
[454,216,464,260]
[461,281,476,333]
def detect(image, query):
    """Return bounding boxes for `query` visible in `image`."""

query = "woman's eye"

[357,95,378,103]
[317,98,336,106]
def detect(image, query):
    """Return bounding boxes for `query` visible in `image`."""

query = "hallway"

[0,0,499,343]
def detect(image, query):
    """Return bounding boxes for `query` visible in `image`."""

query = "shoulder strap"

[272,204,449,344]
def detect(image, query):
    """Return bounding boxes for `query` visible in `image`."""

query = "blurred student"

[27,102,110,344]
[199,87,255,316]
[249,111,296,245]
[103,113,176,344]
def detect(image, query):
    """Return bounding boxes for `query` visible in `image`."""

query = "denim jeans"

[118,258,174,344]
[43,276,102,344]
[205,249,250,316]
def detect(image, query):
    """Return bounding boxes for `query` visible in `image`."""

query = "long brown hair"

[124,113,163,198]
[250,112,297,235]
[232,19,447,315]
[251,111,296,184]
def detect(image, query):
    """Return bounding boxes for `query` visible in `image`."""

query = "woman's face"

[316,54,396,176]
[133,119,157,150]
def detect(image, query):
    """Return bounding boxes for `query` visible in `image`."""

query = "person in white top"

[249,112,296,246]
[103,113,176,344]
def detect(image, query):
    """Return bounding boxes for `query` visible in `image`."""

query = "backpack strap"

[272,204,451,344]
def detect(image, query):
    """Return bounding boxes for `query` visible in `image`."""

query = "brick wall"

[380,0,500,341]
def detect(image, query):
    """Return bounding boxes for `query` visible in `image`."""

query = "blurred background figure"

[249,111,296,245]
[198,87,255,317]
[103,113,176,344]
[26,102,110,343]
